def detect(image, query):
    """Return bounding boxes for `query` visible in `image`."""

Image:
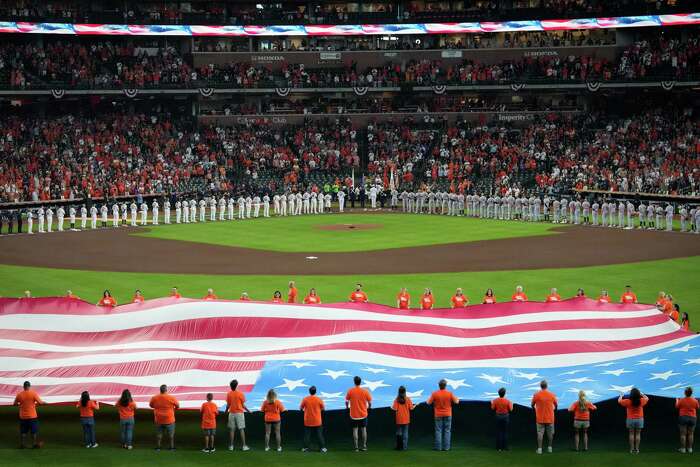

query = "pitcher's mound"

[315,223,383,231]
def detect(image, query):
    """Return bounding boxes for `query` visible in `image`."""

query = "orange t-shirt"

[619,396,648,419]
[511,292,528,302]
[98,296,116,307]
[170,292,182,298]
[149,393,179,425]
[682,320,690,331]
[304,295,321,304]
[420,294,434,310]
[288,287,298,303]
[451,295,467,308]
[620,292,637,304]
[132,295,144,303]
[568,401,596,420]
[345,386,372,419]
[77,400,99,417]
[240,295,251,301]
[669,309,679,323]
[662,301,674,315]
[598,295,611,303]
[392,397,414,425]
[483,295,497,304]
[226,390,246,413]
[260,399,285,422]
[428,389,459,417]
[350,291,368,303]
[203,293,218,300]
[14,390,42,419]
[300,395,325,427]
[272,297,283,303]
[531,390,558,424]
[397,293,410,309]
[545,294,561,303]
[676,397,699,417]
[491,397,513,415]
[200,401,218,429]
[116,400,137,419]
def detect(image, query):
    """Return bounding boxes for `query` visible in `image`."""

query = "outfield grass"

[1,256,698,327]
[135,214,564,252]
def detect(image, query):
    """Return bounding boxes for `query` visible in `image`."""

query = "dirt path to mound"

[0,221,698,275]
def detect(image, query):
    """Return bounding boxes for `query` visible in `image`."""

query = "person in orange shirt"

[620,285,638,304]
[483,288,497,304]
[427,379,459,451]
[491,387,513,451]
[576,288,586,298]
[271,290,284,304]
[568,390,597,452]
[238,292,250,301]
[545,288,561,303]
[451,288,468,309]
[345,376,372,451]
[391,386,415,450]
[304,288,322,305]
[66,289,80,300]
[203,288,217,300]
[669,303,680,323]
[531,380,558,454]
[655,291,669,309]
[226,379,250,451]
[420,288,434,310]
[132,289,145,303]
[680,312,691,332]
[14,381,44,449]
[116,389,136,450]
[511,285,528,302]
[618,387,648,453]
[349,284,368,303]
[97,290,116,307]
[288,280,298,303]
[676,386,699,453]
[598,289,611,303]
[663,295,675,316]
[261,389,286,452]
[200,393,218,453]
[300,386,326,452]
[77,391,100,448]
[149,384,180,451]
[396,288,410,310]
[170,287,181,299]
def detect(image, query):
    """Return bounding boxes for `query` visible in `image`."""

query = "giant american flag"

[0,297,698,410]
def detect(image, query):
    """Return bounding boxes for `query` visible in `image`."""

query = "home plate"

[306,256,319,260]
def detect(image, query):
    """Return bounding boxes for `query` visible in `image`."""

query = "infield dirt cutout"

[315,223,383,231]
[0,218,698,275]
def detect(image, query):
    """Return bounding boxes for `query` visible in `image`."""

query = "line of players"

[21,190,346,234]
[398,191,700,233]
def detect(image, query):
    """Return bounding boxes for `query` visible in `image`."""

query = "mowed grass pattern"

[134,213,564,252]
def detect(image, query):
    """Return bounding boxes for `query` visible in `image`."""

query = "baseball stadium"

[0,1,699,466]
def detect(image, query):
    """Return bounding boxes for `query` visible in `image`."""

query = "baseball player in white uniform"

[80,205,88,230]
[130,202,138,226]
[287,193,295,216]
[665,204,674,232]
[26,210,33,234]
[263,194,271,217]
[152,200,159,225]
[253,195,261,218]
[183,200,190,223]
[638,202,646,228]
[37,206,45,233]
[273,194,280,216]
[210,197,217,221]
[680,206,688,232]
[198,199,206,222]
[280,193,288,216]
[111,204,119,228]
[295,193,303,216]
[46,207,55,232]
[311,192,318,214]
[318,193,324,214]
[175,201,182,224]
[90,205,98,229]
[245,196,253,219]
[164,199,171,224]
[219,197,226,221]
[69,206,76,230]
[302,192,310,215]
[56,206,65,231]
[337,190,345,213]
[369,186,378,209]
[140,203,148,225]
[647,204,655,229]
[227,197,235,220]
[100,204,108,228]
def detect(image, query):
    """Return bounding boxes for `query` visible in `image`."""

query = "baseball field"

[0,210,698,466]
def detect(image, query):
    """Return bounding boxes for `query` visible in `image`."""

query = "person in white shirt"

[310,192,318,214]
[295,192,303,216]
[302,191,311,215]
[164,199,171,224]
[140,203,148,226]
[337,190,345,213]
[152,200,159,225]
[273,194,280,216]
[237,196,246,220]
[69,206,77,230]
[198,199,207,222]
[56,206,65,232]
[263,194,271,217]
[80,205,88,229]
[130,202,138,226]
[183,200,190,223]
[209,197,217,221]
[245,196,253,219]
[280,193,288,216]
[218,197,226,221]
[288,192,295,216]
[121,203,128,226]
[175,200,182,224]
[100,204,109,229]
[325,193,332,210]
[37,206,45,233]
[111,204,119,228]
[253,195,261,218]
[318,193,325,214]
[46,207,54,233]
[90,205,98,229]
[26,209,34,234]
[665,204,674,232]
[227,197,235,220]
[189,199,196,223]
